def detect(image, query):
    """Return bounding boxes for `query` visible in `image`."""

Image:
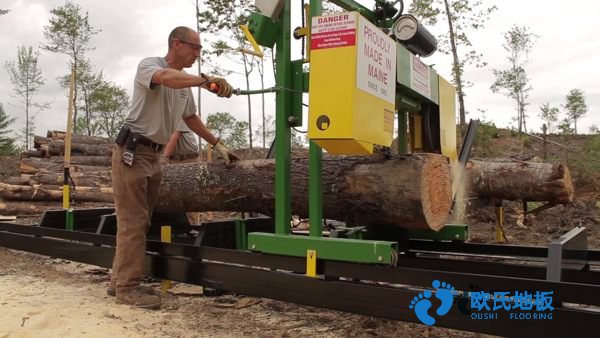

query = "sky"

[0,0,599,148]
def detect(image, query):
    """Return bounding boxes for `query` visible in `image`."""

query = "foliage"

[0,104,17,155]
[474,110,500,157]
[538,102,559,134]
[572,136,600,176]
[590,125,600,135]
[206,112,249,149]
[563,89,587,135]
[42,1,100,128]
[4,46,50,150]
[491,25,537,134]
[197,0,261,148]
[0,9,9,15]
[557,117,574,135]
[88,81,129,138]
[410,0,497,132]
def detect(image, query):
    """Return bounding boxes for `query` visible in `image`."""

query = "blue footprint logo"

[433,279,455,316]
[409,280,456,326]
[409,290,435,326]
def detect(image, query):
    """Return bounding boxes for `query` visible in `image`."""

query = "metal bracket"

[546,226,588,282]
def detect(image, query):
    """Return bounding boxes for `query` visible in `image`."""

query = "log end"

[420,155,453,231]
[559,164,575,203]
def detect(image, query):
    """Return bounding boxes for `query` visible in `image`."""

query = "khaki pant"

[110,144,162,290]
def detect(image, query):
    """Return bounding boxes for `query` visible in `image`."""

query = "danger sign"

[311,13,356,50]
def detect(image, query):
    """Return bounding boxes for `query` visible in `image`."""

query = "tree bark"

[466,160,574,203]
[156,154,453,230]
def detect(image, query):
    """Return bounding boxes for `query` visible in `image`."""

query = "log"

[0,200,112,216]
[48,140,112,156]
[466,160,574,203]
[0,182,114,203]
[46,131,112,144]
[156,154,453,230]
[30,172,112,188]
[20,157,109,174]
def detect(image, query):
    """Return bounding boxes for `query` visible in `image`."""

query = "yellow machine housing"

[308,12,396,155]
[309,12,457,160]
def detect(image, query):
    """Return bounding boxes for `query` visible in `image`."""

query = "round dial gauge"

[393,15,418,41]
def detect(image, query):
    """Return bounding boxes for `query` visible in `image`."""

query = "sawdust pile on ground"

[0,248,486,338]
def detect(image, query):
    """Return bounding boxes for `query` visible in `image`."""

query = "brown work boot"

[116,287,161,309]
[107,285,157,297]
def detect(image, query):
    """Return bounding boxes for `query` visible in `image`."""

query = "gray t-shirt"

[173,119,199,156]
[124,57,197,145]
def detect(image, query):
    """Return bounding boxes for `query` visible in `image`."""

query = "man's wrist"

[211,137,221,148]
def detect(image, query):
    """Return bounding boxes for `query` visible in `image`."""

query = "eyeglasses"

[177,39,203,51]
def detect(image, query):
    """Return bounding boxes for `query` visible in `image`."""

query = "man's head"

[167,26,202,69]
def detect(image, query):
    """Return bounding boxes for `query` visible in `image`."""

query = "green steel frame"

[248,0,463,265]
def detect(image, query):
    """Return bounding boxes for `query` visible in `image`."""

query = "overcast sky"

[0,0,598,146]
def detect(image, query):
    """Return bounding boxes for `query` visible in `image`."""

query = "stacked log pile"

[1,131,115,215]
[0,131,575,230]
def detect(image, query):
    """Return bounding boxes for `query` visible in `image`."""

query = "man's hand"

[213,140,240,165]
[205,75,233,98]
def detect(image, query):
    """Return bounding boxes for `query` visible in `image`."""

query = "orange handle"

[209,82,220,94]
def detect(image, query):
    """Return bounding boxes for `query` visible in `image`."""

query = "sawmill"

[0,1,598,337]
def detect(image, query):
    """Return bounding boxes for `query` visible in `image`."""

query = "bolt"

[251,244,256,250]
[378,256,383,262]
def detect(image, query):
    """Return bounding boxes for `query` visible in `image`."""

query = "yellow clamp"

[239,25,264,58]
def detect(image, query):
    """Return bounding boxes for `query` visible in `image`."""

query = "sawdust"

[0,248,487,338]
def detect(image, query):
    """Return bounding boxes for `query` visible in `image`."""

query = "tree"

[538,102,559,133]
[557,118,574,135]
[42,1,100,129]
[206,112,248,149]
[5,46,49,150]
[589,125,600,135]
[0,9,9,15]
[563,89,587,135]
[491,25,537,134]
[410,0,497,133]
[0,104,17,155]
[88,80,130,138]
[197,0,260,148]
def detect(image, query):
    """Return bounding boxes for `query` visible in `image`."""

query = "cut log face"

[466,160,574,203]
[156,154,453,231]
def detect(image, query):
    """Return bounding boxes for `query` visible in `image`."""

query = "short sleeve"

[181,88,197,118]
[175,118,191,132]
[135,57,163,89]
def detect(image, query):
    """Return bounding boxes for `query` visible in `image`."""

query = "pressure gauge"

[392,14,418,41]
[392,14,438,57]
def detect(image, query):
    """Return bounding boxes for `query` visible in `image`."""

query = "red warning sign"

[311,14,356,50]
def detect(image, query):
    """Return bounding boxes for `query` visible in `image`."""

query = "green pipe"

[234,87,278,95]
[274,0,292,235]
[309,0,323,238]
[329,0,375,22]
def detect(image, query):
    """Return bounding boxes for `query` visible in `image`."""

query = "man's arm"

[163,131,182,158]
[183,114,240,165]
[183,114,218,146]
[151,69,209,90]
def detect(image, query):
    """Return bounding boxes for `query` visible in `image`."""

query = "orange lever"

[209,82,220,94]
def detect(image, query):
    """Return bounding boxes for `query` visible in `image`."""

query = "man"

[109,26,240,309]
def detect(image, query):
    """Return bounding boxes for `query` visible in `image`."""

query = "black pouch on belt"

[121,132,137,167]
[115,125,130,146]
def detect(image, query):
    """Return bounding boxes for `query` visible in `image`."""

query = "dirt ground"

[1,133,599,337]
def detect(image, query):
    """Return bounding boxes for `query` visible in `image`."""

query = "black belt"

[131,134,164,152]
